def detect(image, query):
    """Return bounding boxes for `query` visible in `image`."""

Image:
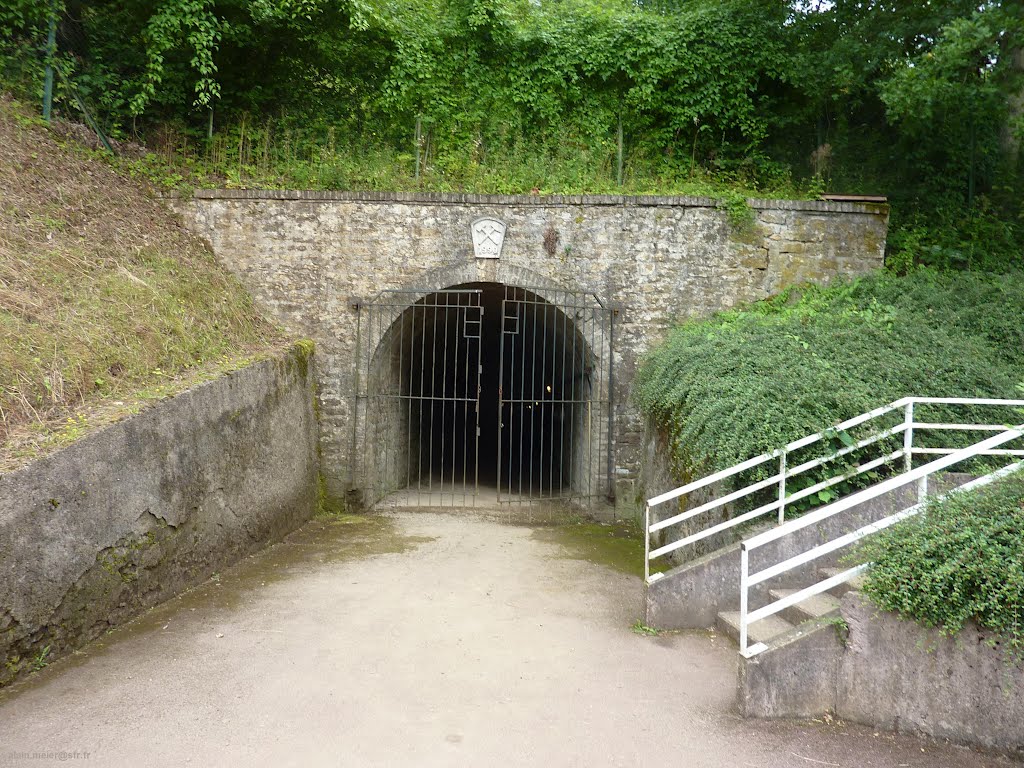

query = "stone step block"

[716,610,793,648]
[768,588,841,626]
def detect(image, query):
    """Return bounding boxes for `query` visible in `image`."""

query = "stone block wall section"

[740,592,1024,754]
[0,344,319,686]
[170,190,888,509]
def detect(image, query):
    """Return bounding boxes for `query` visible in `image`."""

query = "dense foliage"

[1,0,1021,268]
[858,467,1024,659]
[633,269,1024,477]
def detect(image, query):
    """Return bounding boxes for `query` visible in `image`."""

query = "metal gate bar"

[497,285,612,505]
[356,289,483,508]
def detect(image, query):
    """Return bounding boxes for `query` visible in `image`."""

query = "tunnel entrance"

[355,282,612,508]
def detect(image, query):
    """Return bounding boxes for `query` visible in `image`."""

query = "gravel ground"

[0,511,1017,768]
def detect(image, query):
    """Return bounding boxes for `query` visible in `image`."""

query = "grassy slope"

[0,96,283,469]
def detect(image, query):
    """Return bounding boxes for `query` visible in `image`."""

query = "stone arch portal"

[354,282,613,508]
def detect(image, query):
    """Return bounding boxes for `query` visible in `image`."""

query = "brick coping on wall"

[172,188,889,215]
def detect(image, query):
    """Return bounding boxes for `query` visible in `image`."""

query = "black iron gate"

[356,289,484,508]
[497,285,612,504]
[355,284,612,509]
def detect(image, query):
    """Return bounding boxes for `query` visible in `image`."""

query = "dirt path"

[0,512,1015,767]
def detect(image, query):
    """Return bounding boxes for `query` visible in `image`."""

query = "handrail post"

[906,400,929,502]
[903,400,914,473]
[911,401,925,501]
[777,451,787,524]
[739,545,749,656]
[644,503,651,583]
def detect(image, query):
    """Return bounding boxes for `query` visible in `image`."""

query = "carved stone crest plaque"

[471,217,507,259]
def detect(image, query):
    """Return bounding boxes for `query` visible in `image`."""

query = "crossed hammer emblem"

[477,221,502,246]
[473,219,506,258]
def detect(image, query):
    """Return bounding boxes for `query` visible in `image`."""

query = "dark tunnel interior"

[388,282,590,497]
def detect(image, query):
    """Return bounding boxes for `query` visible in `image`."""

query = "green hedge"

[858,467,1024,658]
[634,268,1024,477]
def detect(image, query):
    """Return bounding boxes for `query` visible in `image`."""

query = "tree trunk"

[999,46,1023,179]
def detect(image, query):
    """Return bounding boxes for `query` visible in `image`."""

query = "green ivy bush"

[634,268,1024,482]
[857,467,1024,659]
[887,203,1023,275]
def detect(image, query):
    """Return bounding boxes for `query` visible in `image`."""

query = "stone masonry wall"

[0,344,318,685]
[172,191,888,509]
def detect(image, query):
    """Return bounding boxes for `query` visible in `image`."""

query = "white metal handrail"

[644,397,1024,583]
[738,428,1024,657]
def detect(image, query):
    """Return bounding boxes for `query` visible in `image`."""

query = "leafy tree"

[880,6,1020,205]
[0,0,1018,266]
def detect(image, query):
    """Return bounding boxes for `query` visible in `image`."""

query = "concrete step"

[768,589,841,626]
[737,617,846,719]
[716,610,794,648]
[818,566,868,597]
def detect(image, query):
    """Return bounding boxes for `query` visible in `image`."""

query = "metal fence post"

[777,451,787,524]
[644,502,651,583]
[739,545,749,656]
[903,400,914,473]
[616,111,624,187]
[907,400,928,501]
[414,115,422,182]
[42,3,57,122]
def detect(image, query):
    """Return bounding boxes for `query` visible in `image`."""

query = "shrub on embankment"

[634,268,1024,479]
[857,466,1024,660]
[0,95,282,467]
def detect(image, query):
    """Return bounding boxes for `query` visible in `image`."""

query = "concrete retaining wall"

[738,619,845,720]
[0,344,319,685]
[739,592,1024,753]
[838,592,1024,752]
